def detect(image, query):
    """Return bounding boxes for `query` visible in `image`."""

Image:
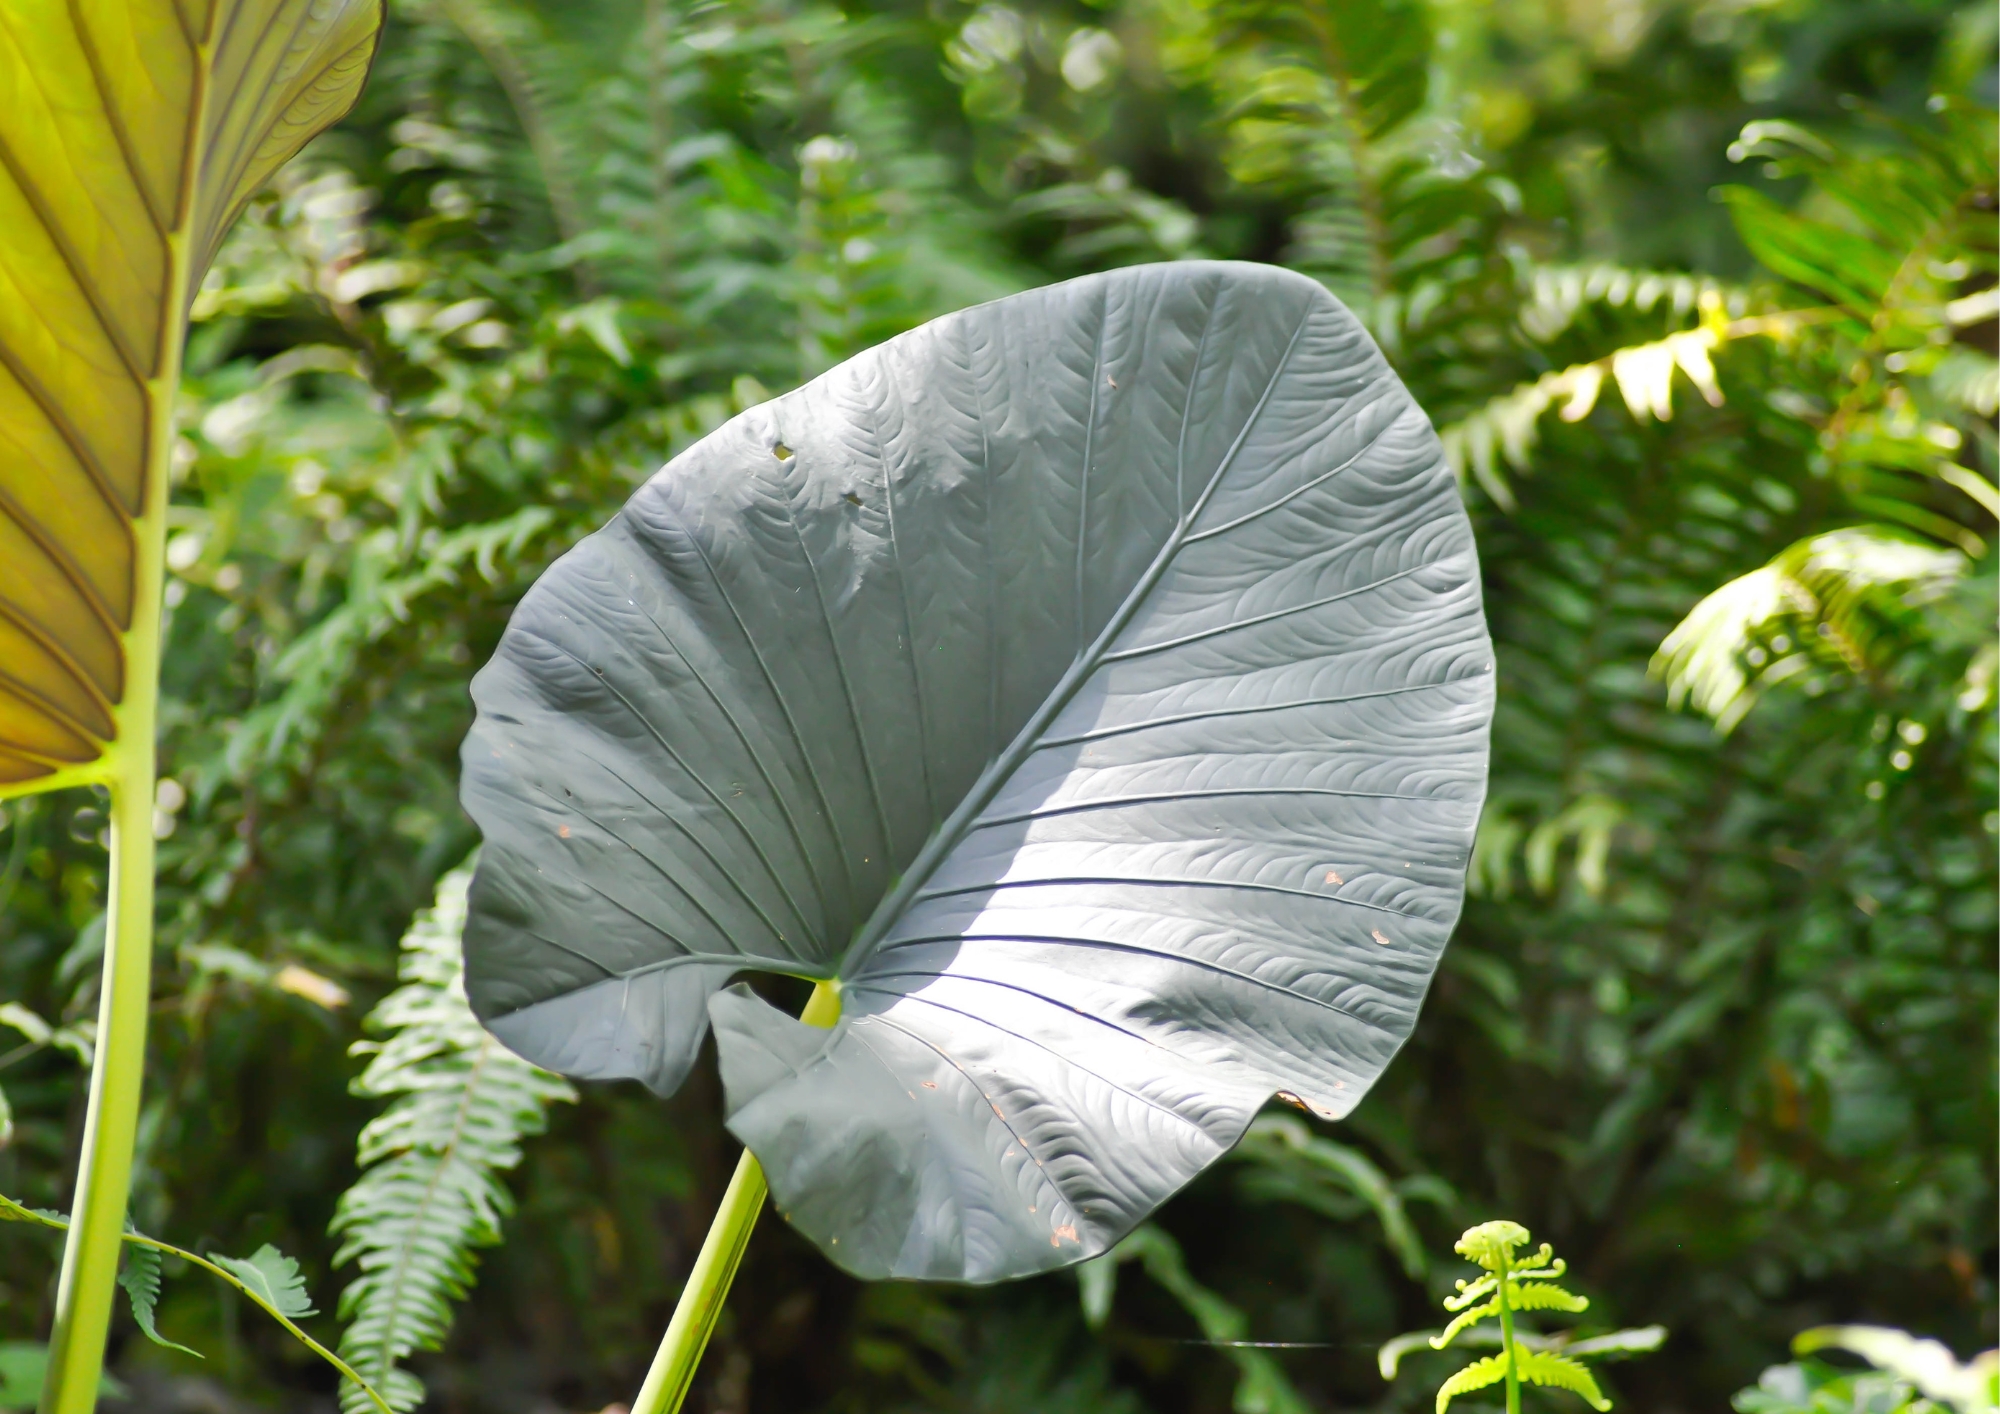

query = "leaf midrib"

[834,291,1317,979]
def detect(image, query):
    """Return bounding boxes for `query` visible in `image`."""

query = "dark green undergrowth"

[0,0,1991,1410]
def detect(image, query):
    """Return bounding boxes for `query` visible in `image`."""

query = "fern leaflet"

[1517,1351,1612,1410]
[117,1244,202,1358]
[1436,1353,1511,1412]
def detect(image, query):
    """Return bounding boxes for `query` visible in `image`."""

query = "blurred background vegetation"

[0,0,1992,1410]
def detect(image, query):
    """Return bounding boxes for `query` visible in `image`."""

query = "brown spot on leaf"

[1275,1090,1311,1111]
[1324,869,1343,885]
[921,1080,937,1089]
[558,824,571,838]
[1371,929,1391,945]
[1053,1224,1078,1244]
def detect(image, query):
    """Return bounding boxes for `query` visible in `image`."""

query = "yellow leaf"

[274,963,350,1011]
[0,0,382,797]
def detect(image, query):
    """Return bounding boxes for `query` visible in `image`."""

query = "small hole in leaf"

[842,491,863,507]
[773,442,793,460]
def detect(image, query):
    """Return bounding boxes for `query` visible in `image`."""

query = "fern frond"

[331,861,575,1413]
[1437,1353,1510,1414]
[1517,1350,1613,1410]
[1454,1221,1532,1270]
[1652,526,1968,729]
[1443,1273,1498,1309]
[1511,1282,1591,1315]
[1419,1224,1632,1413]
[1432,1297,1499,1347]
[118,1244,202,1358]
[1516,262,1741,343]
[1438,322,1730,508]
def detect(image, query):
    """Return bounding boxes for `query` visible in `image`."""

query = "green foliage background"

[0,0,1992,1410]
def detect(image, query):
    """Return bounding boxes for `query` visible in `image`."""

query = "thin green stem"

[1,1196,395,1414]
[131,1238,395,1414]
[631,981,841,1414]
[1496,1248,1521,1414]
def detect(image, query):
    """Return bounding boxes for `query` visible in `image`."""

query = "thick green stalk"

[38,257,177,1414]
[631,981,840,1414]
[39,750,159,1414]
[1496,1249,1520,1414]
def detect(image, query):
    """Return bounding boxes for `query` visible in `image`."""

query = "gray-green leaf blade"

[460,260,1492,1282]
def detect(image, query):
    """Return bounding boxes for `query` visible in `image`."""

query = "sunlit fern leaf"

[1516,264,1740,344]
[1517,1350,1612,1410]
[1438,323,1727,510]
[0,0,381,797]
[1931,349,2000,419]
[1436,1352,1509,1413]
[1511,1282,1592,1315]
[1425,1222,1618,1413]
[1434,1297,1499,1347]
[1653,527,1968,731]
[331,861,575,1414]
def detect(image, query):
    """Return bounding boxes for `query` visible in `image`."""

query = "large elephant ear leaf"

[0,0,382,796]
[461,261,1493,1283]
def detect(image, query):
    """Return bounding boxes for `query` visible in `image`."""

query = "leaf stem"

[2,1197,395,1414]
[39,751,158,1414]
[129,1237,395,1414]
[630,981,840,1414]
[1496,1246,1520,1414]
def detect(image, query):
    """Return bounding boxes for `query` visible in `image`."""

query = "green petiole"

[629,981,842,1414]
